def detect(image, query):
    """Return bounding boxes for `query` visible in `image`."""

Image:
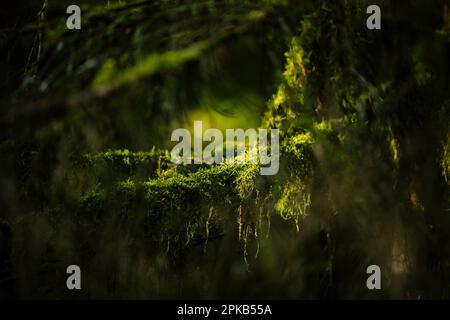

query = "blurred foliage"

[0,0,449,299]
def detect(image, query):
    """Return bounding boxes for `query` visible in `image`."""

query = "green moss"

[82,149,172,180]
[275,181,310,231]
[84,148,170,166]
[283,37,310,92]
[80,186,106,214]
[443,131,450,184]
[117,178,137,196]
[313,121,333,134]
